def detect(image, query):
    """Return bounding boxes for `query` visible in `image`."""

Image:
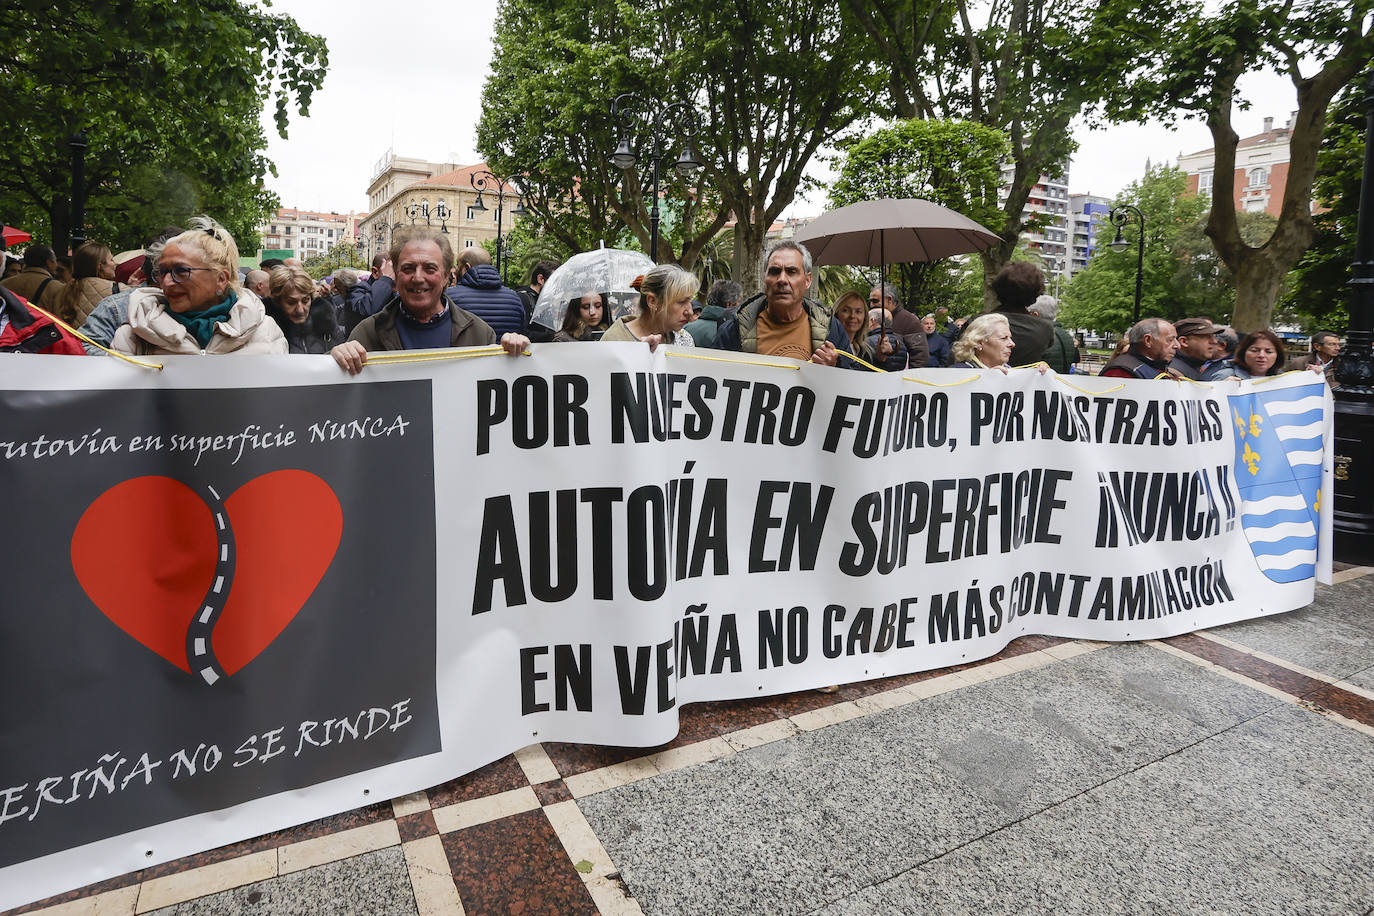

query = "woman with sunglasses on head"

[110,216,286,356]
[554,292,612,342]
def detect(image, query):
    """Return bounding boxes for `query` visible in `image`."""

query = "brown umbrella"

[793,198,1000,266]
[794,198,1001,353]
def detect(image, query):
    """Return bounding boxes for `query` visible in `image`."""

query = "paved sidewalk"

[9,568,1374,916]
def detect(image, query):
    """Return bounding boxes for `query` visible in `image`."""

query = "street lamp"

[405,197,452,232]
[1333,70,1374,563]
[1109,204,1145,324]
[470,169,523,282]
[609,92,704,263]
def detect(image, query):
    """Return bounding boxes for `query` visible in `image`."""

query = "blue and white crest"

[1227,381,1326,583]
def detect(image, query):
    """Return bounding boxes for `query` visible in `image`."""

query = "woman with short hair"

[110,217,286,355]
[601,264,697,348]
[267,264,344,354]
[949,313,1016,371]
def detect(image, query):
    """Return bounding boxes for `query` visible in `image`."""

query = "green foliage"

[1276,62,1371,334]
[842,0,1192,291]
[828,118,1009,313]
[829,119,1008,227]
[1061,165,1210,332]
[303,240,366,280]
[1133,0,1374,329]
[0,1,327,252]
[479,0,883,286]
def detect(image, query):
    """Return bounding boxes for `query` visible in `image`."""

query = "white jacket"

[111,287,286,355]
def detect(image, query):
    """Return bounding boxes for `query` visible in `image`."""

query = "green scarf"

[166,289,237,348]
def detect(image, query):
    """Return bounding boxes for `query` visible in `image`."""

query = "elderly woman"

[265,264,344,354]
[110,217,286,356]
[601,264,697,347]
[949,313,1017,371]
[56,242,120,328]
[554,293,612,342]
[1211,329,1286,380]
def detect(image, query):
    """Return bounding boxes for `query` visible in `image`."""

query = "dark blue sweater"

[444,265,526,337]
[395,305,453,351]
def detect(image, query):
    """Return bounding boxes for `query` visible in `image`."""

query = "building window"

[467,206,478,221]
[1198,170,1212,193]
[1248,167,1268,189]
[464,239,476,248]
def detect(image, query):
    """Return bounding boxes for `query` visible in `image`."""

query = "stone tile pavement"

[8,567,1373,916]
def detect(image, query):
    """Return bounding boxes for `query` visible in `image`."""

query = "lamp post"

[405,197,452,232]
[470,170,526,283]
[1108,204,1145,324]
[1333,70,1374,563]
[609,93,704,263]
[68,131,88,252]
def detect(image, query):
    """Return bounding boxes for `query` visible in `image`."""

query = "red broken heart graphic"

[71,470,343,678]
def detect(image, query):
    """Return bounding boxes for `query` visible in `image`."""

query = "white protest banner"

[0,345,1331,909]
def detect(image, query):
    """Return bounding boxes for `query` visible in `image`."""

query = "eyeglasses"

[155,264,216,284]
[867,297,881,304]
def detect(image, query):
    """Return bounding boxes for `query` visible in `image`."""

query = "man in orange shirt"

[717,241,850,366]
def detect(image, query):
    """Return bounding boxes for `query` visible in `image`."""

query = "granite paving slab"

[1213,577,1374,681]
[582,644,1289,916]
[819,702,1374,916]
[145,847,415,916]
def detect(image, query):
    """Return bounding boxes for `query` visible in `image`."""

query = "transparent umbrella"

[531,246,655,332]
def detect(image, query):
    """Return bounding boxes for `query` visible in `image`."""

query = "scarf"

[166,289,237,348]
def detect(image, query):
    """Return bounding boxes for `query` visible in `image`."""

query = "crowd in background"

[0,216,1340,389]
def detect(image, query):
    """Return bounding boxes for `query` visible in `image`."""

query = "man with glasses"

[868,282,927,368]
[1286,330,1341,387]
[1169,316,1221,380]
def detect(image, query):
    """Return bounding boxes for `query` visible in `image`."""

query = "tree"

[0,1,326,251]
[303,240,366,280]
[1277,62,1373,333]
[828,118,1009,311]
[842,0,1190,306]
[479,0,883,290]
[1061,165,1209,332]
[1143,0,1374,331]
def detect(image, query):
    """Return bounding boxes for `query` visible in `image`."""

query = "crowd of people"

[0,216,1340,390]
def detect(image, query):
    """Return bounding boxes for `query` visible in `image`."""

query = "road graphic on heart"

[70,470,343,684]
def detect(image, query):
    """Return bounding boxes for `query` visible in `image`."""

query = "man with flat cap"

[1170,316,1222,380]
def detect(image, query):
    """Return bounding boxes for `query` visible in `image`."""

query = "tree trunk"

[1230,253,1291,332]
[734,219,765,298]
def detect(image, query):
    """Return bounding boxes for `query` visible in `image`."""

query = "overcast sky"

[259,0,1300,217]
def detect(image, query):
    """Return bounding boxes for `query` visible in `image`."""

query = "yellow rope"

[25,302,164,370]
[364,346,530,365]
[666,351,802,371]
[1251,369,1321,386]
[836,348,885,372]
[903,372,980,388]
[1052,374,1126,395]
